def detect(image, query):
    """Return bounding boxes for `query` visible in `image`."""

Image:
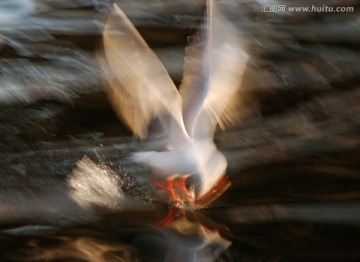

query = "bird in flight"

[100,0,248,208]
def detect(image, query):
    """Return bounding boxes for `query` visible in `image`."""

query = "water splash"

[67,156,125,211]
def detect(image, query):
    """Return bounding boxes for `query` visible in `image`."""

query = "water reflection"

[1,209,232,261]
[3,201,360,261]
[127,215,231,262]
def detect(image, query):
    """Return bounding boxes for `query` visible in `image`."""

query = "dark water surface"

[1,0,360,261]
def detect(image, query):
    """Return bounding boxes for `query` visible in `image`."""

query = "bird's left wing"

[101,4,187,140]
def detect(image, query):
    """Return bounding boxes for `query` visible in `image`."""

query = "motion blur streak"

[0,0,35,25]
[222,203,360,224]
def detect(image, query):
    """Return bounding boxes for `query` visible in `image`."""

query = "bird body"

[132,139,227,194]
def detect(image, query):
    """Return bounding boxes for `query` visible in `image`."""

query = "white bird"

[101,0,248,205]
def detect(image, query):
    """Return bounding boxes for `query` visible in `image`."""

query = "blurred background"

[0,0,359,261]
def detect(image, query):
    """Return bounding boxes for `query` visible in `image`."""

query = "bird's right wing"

[180,0,249,139]
[101,4,187,140]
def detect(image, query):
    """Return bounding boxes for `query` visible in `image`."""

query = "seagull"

[100,0,248,206]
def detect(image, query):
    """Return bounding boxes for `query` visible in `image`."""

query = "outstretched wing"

[101,4,187,140]
[179,0,249,139]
